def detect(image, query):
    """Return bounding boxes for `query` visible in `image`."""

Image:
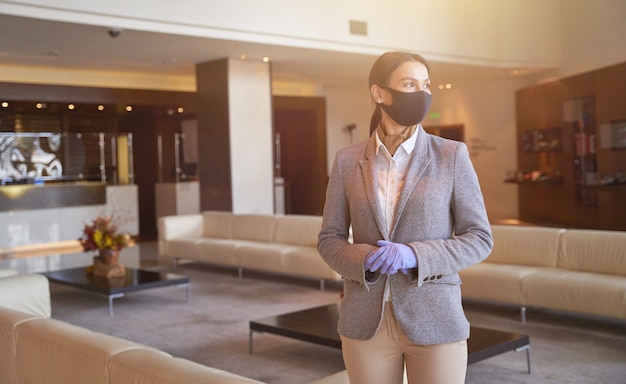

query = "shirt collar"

[375,124,421,156]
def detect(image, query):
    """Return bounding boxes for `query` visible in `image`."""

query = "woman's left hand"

[365,240,417,275]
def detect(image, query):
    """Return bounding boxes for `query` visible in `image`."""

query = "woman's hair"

[368,51,430,133]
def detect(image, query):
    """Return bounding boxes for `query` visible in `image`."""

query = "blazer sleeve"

[318,152,377,285]
[410,142,493,286]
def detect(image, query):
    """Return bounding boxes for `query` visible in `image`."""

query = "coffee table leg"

[178,283,191,303]
[249,330,254,354]
[108,293,124,316]
[515,344,531,373]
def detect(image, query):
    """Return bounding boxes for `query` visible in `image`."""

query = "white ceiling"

[0,14,546,88]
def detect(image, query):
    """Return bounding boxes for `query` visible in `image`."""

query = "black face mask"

[377,83,432,126]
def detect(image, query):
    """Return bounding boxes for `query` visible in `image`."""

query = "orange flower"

[78,214,133,252]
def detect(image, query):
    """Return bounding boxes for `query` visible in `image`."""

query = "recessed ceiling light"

[240,54,247,60]
[262,57,270,63]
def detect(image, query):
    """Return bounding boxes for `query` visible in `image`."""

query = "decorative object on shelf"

[79,214,133,278]
[504,170,562,185]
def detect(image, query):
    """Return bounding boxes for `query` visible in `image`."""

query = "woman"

[318,51,493,384]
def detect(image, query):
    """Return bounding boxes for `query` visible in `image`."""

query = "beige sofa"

[158,211,341,289]
[459,225,626,322]
[0,273,267,384]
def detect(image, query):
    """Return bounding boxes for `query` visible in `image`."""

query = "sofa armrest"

[158,214,204,241]
[0,268,19,278]
[0,274,51,318]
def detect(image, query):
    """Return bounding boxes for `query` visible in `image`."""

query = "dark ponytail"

[369,105,382,134]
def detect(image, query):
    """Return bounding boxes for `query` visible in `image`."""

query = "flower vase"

[92,249,126,278]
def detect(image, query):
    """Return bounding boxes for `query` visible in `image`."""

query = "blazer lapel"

[390,129,432,236]
[360,135,388,239]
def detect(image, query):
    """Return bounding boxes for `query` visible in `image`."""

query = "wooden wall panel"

[515,62,626,230]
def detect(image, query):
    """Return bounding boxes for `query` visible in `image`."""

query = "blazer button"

[429,276,436,281]
[436,275,443,279]
[423,277,429,282]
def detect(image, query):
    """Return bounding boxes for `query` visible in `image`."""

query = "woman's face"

[385,61,431,95]
[370,60,432,129]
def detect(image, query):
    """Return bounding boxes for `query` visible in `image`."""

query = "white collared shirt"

[375,126,420,302]
[375,126,419,235]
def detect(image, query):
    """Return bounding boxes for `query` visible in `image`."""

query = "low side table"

[44,266,190,316]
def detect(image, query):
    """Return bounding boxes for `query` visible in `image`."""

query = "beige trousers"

[340,304,468,384]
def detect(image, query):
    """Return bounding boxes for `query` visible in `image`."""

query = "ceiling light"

[445,83,452,89]
[1,102,8,108]
[177,107,184,113]
[68,104,75,110]
[97,105,105,111]
[262,57,270,63]
[240,54,247,60]
[36,103,46,109]
[126,105,133,112]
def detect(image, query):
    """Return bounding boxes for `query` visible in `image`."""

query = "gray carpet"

[49,262,626,384]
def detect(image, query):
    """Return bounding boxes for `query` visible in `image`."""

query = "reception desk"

[0,182,106,211]
[0,184,138,251]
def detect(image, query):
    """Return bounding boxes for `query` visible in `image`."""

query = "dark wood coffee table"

[44,266,190,316]
[250,303,531,373]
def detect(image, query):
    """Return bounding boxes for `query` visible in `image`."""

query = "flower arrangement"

[79,214,133,253]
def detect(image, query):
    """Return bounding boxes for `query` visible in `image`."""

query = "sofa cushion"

[110,348,265,383]
[557,229,626,277]
[195,238,241,267]
[273,215,322,247]
[0,274,51,318]
[14,317,144,384]
[521,269,626,320]
[460,263,545,305]
[231,214,277,242]
[486,225,562,267]
[235,242,287,271]
[159,214,203,241]
[282,246,342,280]
[203,211,236,239]
[0,308,41,384]
[160,237,206,260]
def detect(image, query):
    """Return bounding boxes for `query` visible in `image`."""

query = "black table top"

[250,303,530,364]
[44,266,189,295]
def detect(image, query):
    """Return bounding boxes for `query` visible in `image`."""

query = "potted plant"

[79,214,133,277]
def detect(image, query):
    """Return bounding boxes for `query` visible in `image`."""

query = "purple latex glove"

[364,247,386,270]
[366,240,417,275]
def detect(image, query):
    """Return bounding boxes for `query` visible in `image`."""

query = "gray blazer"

[318,129,493,345]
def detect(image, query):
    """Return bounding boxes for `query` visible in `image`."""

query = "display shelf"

[504,179,562,185]
[520,127,562,152]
